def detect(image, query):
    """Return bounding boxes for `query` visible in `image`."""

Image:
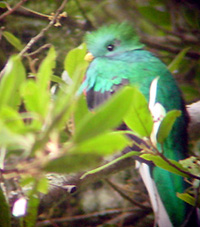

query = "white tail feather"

[137,162,172,227]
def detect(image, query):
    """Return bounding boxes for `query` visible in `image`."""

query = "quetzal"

[79,22,198,226]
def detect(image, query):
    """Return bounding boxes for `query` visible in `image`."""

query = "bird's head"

[84,22,144,59]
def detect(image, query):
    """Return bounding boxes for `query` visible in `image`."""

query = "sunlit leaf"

[51,75,66,85]
[0,121,31,149]
[3,31,24,51]
[74,87,134,143]
[37,177,49,194]
[168,47,190,73]
[37,46,56,91]
[0,106,25,133]
[74,94,89,127]
[21,80,48,118]
[76,131,130,155]
[157,110,181,144]
[20,176,36,188]
[141,153,189,177]
[177,193,197,207]
[64,43,88,78]
[0,55,26,109]
[124,87,153,138]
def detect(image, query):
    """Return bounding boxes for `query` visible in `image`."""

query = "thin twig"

[19,0,68,57]
[132,131,200,181]
[24,44,52,57]
[105,179,151,210]
[132,5,200,44]
[141,36,200,59]
[36,207,138,226]
[122,130,200,181]
[152,146,200,181]
[0,0,27,21]
[0,0,68,79]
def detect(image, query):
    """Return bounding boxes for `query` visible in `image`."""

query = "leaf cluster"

[1,0,200,226]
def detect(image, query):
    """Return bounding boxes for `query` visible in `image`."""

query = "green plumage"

[81,22,197,226]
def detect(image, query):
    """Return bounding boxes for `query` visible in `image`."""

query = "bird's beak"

[84,52,94,62]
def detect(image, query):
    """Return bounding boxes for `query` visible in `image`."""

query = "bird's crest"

[85,22,144,56]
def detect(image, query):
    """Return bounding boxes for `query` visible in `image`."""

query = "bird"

[79,22,198,227]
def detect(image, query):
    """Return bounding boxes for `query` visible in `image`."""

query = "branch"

[105,179,150,209]
[5,100,200,214]
[38,101,200,208]
[140,36,200,59]
[0,0,27,21]
[155,150,200,180]
[39,154,145,211]
[18,0,68,57]
[0,0,68,79]
[24,43,52,57]
[36,207,150,226]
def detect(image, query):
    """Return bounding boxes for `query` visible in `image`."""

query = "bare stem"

[0,0,27,21]
[153,146,200,181]
[105,178,151,210]
[18,0,68,57]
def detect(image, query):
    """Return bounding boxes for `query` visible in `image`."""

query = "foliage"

[0,43,199,225]
[0,0,200,226]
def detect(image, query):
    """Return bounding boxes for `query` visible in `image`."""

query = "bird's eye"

[107,44,115,51]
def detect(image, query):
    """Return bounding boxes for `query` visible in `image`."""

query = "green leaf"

[0,121,32,149]
[138,6,170,26]
[51,75,66,85]
[21,48,57,120]
[47,46,88,129]
[0,2,8,8]
[0,55,26,109]
[64,43,88,78]
[3,31,24,51]
[37,46,56,91]
[76,132,130,155]
[20,176,36,188]
[124,88,153,137]
[74,87,134,143]
[44,152,100,173]
[179,156,200,176]
[21,80,48,118]
[177,193,197,207]
[0,106,25,133]
[0,187,11,227]
[141,154,189,177]
[24,195,39,227]
[37,177,49,194]
[157,110,181,144]
[81,151,140,179]
[168,47,190,73]
[180,85,200,102]
[74,94,90,127]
